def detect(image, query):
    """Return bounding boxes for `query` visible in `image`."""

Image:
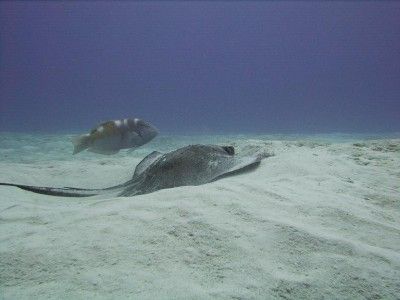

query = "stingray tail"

[0,182,99,197]
[72,134,92,155]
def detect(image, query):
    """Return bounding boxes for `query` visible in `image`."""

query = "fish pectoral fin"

[126,131,142,143]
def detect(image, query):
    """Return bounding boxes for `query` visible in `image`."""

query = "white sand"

[0,134,399,299]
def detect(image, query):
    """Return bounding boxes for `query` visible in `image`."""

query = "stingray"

[0,145,267,198]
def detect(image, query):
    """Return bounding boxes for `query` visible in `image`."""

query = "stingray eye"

[222,146,235,155]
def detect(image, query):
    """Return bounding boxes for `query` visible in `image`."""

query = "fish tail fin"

[0,182,98,197]
[72,134,92,155]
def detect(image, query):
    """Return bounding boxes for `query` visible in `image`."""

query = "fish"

[72,118,158,155]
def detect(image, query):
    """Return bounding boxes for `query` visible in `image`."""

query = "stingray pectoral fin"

[212,155,263,182]
[133,151,163,176]
[0,182,102,197]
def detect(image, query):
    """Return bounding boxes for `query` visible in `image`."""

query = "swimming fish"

[72,118,158,155]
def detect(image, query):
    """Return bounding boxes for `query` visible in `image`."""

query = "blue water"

[0,2,399,134]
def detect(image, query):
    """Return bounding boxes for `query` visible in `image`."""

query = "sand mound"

[0,134,399,299]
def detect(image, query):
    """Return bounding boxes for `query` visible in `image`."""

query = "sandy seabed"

[0,133,399,299]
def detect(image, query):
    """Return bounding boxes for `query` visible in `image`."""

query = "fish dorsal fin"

[133,151,163,177]
[90,121,116,134]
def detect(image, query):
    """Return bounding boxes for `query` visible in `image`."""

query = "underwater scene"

[0,2,399,299]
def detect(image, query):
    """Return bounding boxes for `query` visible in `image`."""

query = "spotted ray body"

[0,145,267,198]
